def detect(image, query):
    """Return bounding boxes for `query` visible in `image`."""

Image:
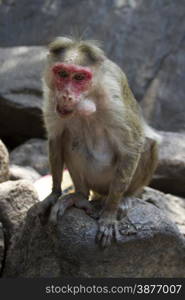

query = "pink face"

[52,63,93,117]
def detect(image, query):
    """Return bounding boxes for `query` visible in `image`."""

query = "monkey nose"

[62,94,74,103]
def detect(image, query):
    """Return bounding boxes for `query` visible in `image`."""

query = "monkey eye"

[58,70,69,78]
[73,73,86,81]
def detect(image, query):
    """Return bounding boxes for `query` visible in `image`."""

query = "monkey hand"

[38,191,61,225]
[49,192,92,225]
[97,211,121,248]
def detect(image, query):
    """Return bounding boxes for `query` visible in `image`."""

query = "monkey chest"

[64,133,115,192]
[66,135,114,170]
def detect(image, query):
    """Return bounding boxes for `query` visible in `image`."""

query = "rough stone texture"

[0,0,184,100]
[141,39,185,132]
[9,164,41,183]
[3,205,60,278]
[150,131,185,197]
[3,192,185,278]
[0,47,46,147]
[0,180,39,241]
[0,140,9,183]
[0,222,5,275]
[0,0,185,147]
[10,138,49,175]
[142,187,185,237]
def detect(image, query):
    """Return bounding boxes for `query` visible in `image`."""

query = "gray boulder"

[3,189,185,278]
[150,131,185,197]
[0,180,39,242]
[0,140,9,183]
[0,223,5,274]
[0,47,46,147]
[141,187,185,237]
[10,138,49,175]
[1,0,185,138]
[9,164,41,183]
[141,39,185,132]
[0,0,185,103]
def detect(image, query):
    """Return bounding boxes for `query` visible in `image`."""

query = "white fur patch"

[76,99,96,116]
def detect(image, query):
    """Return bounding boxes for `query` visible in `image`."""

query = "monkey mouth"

[56,104,74,117]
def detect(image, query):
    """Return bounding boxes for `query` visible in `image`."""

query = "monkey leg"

[97,151,143,247]
[114,138,158,237]
[125,137,158,196]
[49,192,92,225]
[117,197,132,220]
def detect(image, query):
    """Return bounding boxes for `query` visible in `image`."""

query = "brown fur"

[40,37,160,247]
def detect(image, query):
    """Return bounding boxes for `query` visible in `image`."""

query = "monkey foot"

[38,191,61,225]
[97,214,122,248]
[117,197,134,220]
[49,192,92,225]
[74,197,92,214]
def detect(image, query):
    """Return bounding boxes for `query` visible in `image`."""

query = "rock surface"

[150,131,185,197]
[10,138,49,175]
[0,180,39,242]
[141,39,185,132]
[9,164,41,183]
[3,190,185,278]
[0,0,185,134]
[0,47,46,147]
[142,187,185,236]
[0,223,5,274]
[0,140,9,183]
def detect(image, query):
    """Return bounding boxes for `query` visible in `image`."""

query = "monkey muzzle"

[52,63,93,118]
[56,103,74,117]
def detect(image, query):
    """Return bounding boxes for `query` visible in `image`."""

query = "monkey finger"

[38,194,58,225]
[114,223,122,244]
[96,224,107,242]
[58,196,75,216]
[49,202,60,226]
[88,209,102,220]
[74,198,93,214]
[101,226,113,248]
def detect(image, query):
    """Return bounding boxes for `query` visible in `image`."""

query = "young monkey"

[39,36,159,247]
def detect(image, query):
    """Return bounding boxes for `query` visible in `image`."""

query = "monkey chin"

[56,104,74,118]
[56,100,96,119]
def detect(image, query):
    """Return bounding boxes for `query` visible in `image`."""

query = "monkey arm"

[49,137,64,195]
[38,136,64,224]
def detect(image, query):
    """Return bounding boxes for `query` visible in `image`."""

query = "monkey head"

[51,62,96,118]
[45,37,106,119]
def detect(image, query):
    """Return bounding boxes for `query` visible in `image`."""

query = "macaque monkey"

[39,36,159,247]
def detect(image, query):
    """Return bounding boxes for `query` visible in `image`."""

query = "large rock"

[0,140,9,183]
[141,187,185,236]
[0,47,46,147]
[3,190,185,277]
[151,131,185,197]
[10,138,49,175]
[3,206,60,278]
[1,1,185,139]
[9,165,41,183]
[0,0,185,103]
[0,222,5,274]
[0,180,39,242]
[141,39,185,132]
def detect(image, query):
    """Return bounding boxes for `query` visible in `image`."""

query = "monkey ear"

[79,41,105,64]
[48,37,73,55]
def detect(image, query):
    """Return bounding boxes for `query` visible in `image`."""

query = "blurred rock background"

[0,0,185,277]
